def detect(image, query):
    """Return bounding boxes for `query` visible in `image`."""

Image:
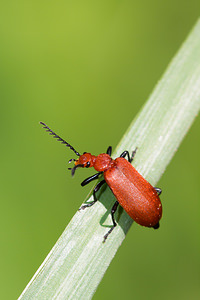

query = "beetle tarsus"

[103,226,115,242]
[79,202,96,210]
[153,222,160,229]
[103,201,119,242]
[130,147,138,162]
[154,187,162,196]
[120,148,137,163]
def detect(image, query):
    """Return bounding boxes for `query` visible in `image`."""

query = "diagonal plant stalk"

[19,19,200,300]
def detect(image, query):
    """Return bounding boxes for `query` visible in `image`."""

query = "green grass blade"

[18,19,200,300]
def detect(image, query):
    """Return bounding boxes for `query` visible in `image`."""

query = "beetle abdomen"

[104,158,162,227]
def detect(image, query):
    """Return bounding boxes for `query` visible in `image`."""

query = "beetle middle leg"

[120,147,137,163]
[103,201,119,242]
[79,179,106,210]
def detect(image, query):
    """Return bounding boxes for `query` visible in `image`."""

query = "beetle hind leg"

[103,201,119,242]
[154,187,162,196]
[153,222,160,229]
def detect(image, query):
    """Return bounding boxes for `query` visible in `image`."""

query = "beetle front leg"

[130,147,137,162]
[103,201,119,242]
[79,179,106,210]
[106,146,112,156]
[81,172,102,186]
[120,148,137,163]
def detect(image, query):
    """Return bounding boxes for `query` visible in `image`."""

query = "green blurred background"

[0,1,200,299]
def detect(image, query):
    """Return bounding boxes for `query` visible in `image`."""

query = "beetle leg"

[81,172,102,186]
[120,148,137,163]
[106,146,112,156]
[153,222,160,229]
[130,147,138,162]
[103,201,119,242]
[154,187,162,196]
[120,150,131,161]
[79,179,106,210]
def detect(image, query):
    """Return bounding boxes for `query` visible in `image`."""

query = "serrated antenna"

[40,122,80,156]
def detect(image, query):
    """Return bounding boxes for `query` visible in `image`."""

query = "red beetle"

[40,122,162,241]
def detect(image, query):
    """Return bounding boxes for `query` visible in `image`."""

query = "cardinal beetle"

[40,122,162,242]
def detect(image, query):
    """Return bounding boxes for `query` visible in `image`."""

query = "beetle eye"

[86,161,90,168]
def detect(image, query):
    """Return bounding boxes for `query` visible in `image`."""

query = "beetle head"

[68,153,96,176]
